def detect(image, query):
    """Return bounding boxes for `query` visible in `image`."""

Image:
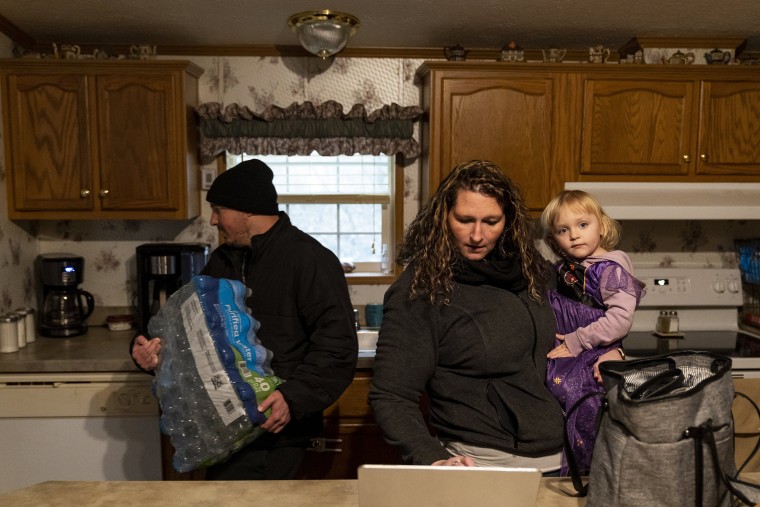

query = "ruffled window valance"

[197,100,423,164]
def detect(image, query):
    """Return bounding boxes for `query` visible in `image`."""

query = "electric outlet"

[201,167,216,190]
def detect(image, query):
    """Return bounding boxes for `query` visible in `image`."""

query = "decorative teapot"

[589,45,611,64]
[52,43,81,59]
[542,47,566,63]
[704,48,731,65]
[130,44,157,60]
[444,44,469,62]
[663,50,695,65]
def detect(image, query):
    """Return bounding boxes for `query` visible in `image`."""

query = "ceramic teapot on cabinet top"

[663,50,695,65]
[704,48,731,65]
[589,45,611,63]
[444,44,469,61]
[542,47,566,63]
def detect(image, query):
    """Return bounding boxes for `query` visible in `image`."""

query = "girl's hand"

[547,334,573,359]
[593,348,625,384]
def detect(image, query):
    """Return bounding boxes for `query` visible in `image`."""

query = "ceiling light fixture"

[288,10,360,59]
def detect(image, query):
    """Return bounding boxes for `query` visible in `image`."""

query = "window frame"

[220,153,403,285]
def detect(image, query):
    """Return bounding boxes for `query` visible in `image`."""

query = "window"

[227,152,395,275]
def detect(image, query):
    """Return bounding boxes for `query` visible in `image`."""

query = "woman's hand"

[432,455,476,467]
[132,335,161,371]
[547,334,573,359]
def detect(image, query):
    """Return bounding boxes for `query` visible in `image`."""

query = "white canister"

[14,307,36,343]
[0,314,20,353]
[12,310,26,348]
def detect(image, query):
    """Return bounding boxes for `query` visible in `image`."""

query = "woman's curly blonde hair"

[397,160,546,304]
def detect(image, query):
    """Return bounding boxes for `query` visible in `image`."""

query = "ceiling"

[1,0,760,56]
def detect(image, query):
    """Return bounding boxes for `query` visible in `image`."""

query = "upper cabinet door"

[580,78,695,176]
[698,80,760,175]
[96,73,180,212]
[1,59,202,220]
[4,73,95,212]
[428,75,558,211]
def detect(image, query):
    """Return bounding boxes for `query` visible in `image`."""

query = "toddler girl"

[540,189,645,475]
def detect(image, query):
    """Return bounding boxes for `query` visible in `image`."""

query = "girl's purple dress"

[546,259,643,475]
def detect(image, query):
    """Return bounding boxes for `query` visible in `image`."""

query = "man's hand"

[132,335,161,370]
[258,390,291,433]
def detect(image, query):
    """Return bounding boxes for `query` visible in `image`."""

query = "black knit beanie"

[206,159,279,215]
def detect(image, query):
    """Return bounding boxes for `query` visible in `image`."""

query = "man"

[132,159,358,480]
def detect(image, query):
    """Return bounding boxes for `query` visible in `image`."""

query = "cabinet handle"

[682,155,690,163]
[80,189,90,198]
[306,437,343,453]
[99,189,110,198]
[700,154,708,162]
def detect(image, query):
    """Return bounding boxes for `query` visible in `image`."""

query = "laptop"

[357,464,542,507]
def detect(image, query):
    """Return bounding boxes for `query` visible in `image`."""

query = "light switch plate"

[201,167,216,190]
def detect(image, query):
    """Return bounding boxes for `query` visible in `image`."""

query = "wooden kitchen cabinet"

[698,81,760,176]
[1,59,203,220]
[297,368,404,479]
[418,63,760,210]
[580,77,695,177]
[733,378,760,473]
[578,67,760,181]
[418,62,571,212]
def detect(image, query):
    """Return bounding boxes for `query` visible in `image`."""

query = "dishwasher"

[0,371,162,493]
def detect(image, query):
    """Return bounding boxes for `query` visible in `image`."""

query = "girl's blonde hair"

[540,190,621,259]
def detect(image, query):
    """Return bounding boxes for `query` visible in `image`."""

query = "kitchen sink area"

[357,329,379,355]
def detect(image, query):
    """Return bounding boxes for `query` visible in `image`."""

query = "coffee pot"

[135,243,209,333]
[36,254,94,337]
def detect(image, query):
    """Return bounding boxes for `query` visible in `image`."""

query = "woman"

[368,160,565,472]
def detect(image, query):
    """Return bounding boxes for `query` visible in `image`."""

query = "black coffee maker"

[36,254,95,337]
[136,243,209,333]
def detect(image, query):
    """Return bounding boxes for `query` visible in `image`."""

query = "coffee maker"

[36,254,95,337]
[136,243,209,333]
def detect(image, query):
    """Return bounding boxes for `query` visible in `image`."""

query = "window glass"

[228,152,394,273]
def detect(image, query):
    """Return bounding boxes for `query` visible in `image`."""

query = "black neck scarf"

[453,251,528,294]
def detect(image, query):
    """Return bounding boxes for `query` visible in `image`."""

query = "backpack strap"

[564,390,606,496]
[700,420,760,506]
[692,392,760,506]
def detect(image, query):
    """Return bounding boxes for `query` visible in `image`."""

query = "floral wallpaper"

[1,32,760,318]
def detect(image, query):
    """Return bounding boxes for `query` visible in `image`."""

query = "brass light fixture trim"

[288,9,360,59]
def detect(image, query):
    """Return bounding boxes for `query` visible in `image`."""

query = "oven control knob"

[727,280,740,294]
[712,280,726,293]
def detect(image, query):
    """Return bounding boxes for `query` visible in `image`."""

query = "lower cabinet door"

[733,378,760,473]
[297,369,404,480]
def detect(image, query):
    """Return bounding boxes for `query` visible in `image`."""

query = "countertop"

[0,307,375,374]
[0,476,604,506]
[0,325,137,374]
